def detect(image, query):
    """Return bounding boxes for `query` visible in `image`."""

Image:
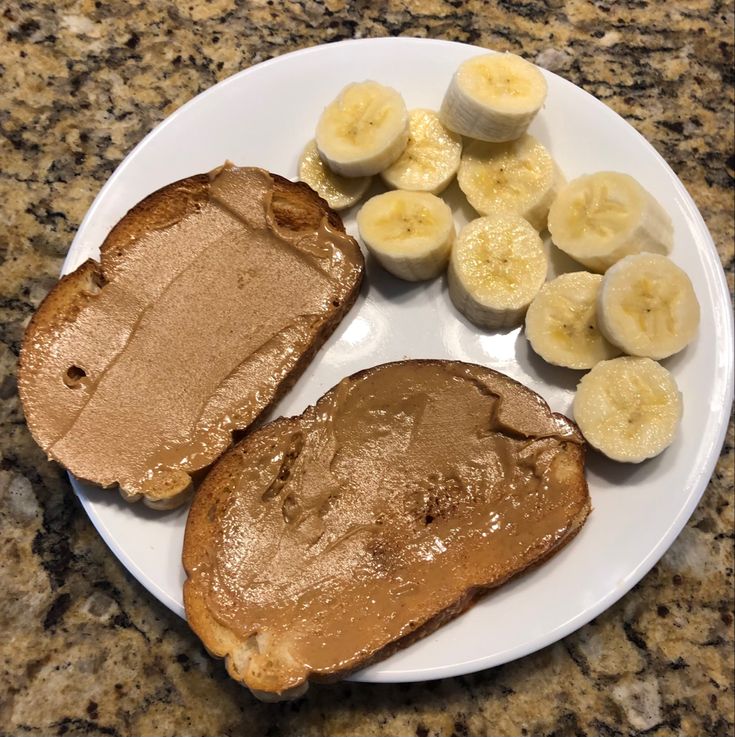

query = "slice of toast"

[183,360,591,700]
[18,165,364,508]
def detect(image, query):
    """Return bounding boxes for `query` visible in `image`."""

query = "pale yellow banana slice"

[298,140,371,211]
[547,172,673,273]
[457,134,562,231]
[356,190,455,281]
[315,81,409,177]
[448,214,547,329]
[597,253,700,360]
[573,356,682,463]
[380,109,462,194]
[439,52,547,142]
[525,272,621,369]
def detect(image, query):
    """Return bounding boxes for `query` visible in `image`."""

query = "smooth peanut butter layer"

[19,165,363,506]
[183,360,590,699]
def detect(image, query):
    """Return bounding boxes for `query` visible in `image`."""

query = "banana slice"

[356,190,455,281]
[440,52,547,142]
[457,134,562,231]
[573,356,682,463]
[298,140,371,211]
[315,81,409,177]
[548,172,673,273]
[597,253,700,360]
[525,272,622,369]
[380,109,462,194]
[448,214,547,329]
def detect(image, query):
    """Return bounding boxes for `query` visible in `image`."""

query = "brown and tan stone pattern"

[0,1,732,735]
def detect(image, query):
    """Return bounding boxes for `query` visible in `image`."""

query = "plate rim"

[64,36,734,683]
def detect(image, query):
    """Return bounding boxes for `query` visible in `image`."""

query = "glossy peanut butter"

[19,165,362,502]
[184,361,589,694]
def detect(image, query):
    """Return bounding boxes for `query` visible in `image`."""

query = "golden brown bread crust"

[183,359,591,700]
[18,167,364,508]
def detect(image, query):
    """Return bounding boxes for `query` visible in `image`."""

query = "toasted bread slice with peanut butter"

[18,165,364,508]
[183,360,590,700]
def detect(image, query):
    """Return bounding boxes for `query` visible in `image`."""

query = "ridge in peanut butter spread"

[18,165,363,506]
[183,360,590,698]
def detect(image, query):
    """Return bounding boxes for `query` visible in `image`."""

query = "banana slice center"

[338,98,391,143]
[459,137,554,213]
[405,140,447,171]
[620,277,677,337]
[569,184,629,238]
[482,239,520,284]
[464,240,537,294]
[482,70,530,99]
[549,296,598,343]
[607,375,670,437]
[374,204,438,242]
[479,156,534,194]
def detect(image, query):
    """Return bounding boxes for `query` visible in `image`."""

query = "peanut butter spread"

[19,165,363,502]
[183,361,589,695]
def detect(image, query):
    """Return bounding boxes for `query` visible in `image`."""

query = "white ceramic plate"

[64,38,733,683]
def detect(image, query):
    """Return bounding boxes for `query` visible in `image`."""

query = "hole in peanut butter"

[332,299,340,308]
[244,632,260,654]
[425,514,434,525]
[63,365,87,388]
[84,270,107,296]
[261,433,304,502]
[316,488,341,518]
[281,494,299,524]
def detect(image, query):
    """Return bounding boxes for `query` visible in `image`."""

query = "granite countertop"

[1,1,733,735]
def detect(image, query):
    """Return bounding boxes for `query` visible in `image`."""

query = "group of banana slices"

[299,52,701,466]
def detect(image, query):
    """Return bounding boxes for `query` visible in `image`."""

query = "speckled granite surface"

[1,1,733,735]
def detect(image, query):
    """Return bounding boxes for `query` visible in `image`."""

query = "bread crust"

[18,168,364,507]
[183,359,591,700]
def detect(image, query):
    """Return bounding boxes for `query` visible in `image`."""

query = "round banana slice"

[548,172,673,273]
[573,356,682,463]
[439,52,547,142]
[597,253,700,360]
[448,214,547,329]
[457,134,561,232]
[380,109,462,194]
[315,81,409,177]
[525,272,622,369]
[298,140,371,211]
[356,190,455,281]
